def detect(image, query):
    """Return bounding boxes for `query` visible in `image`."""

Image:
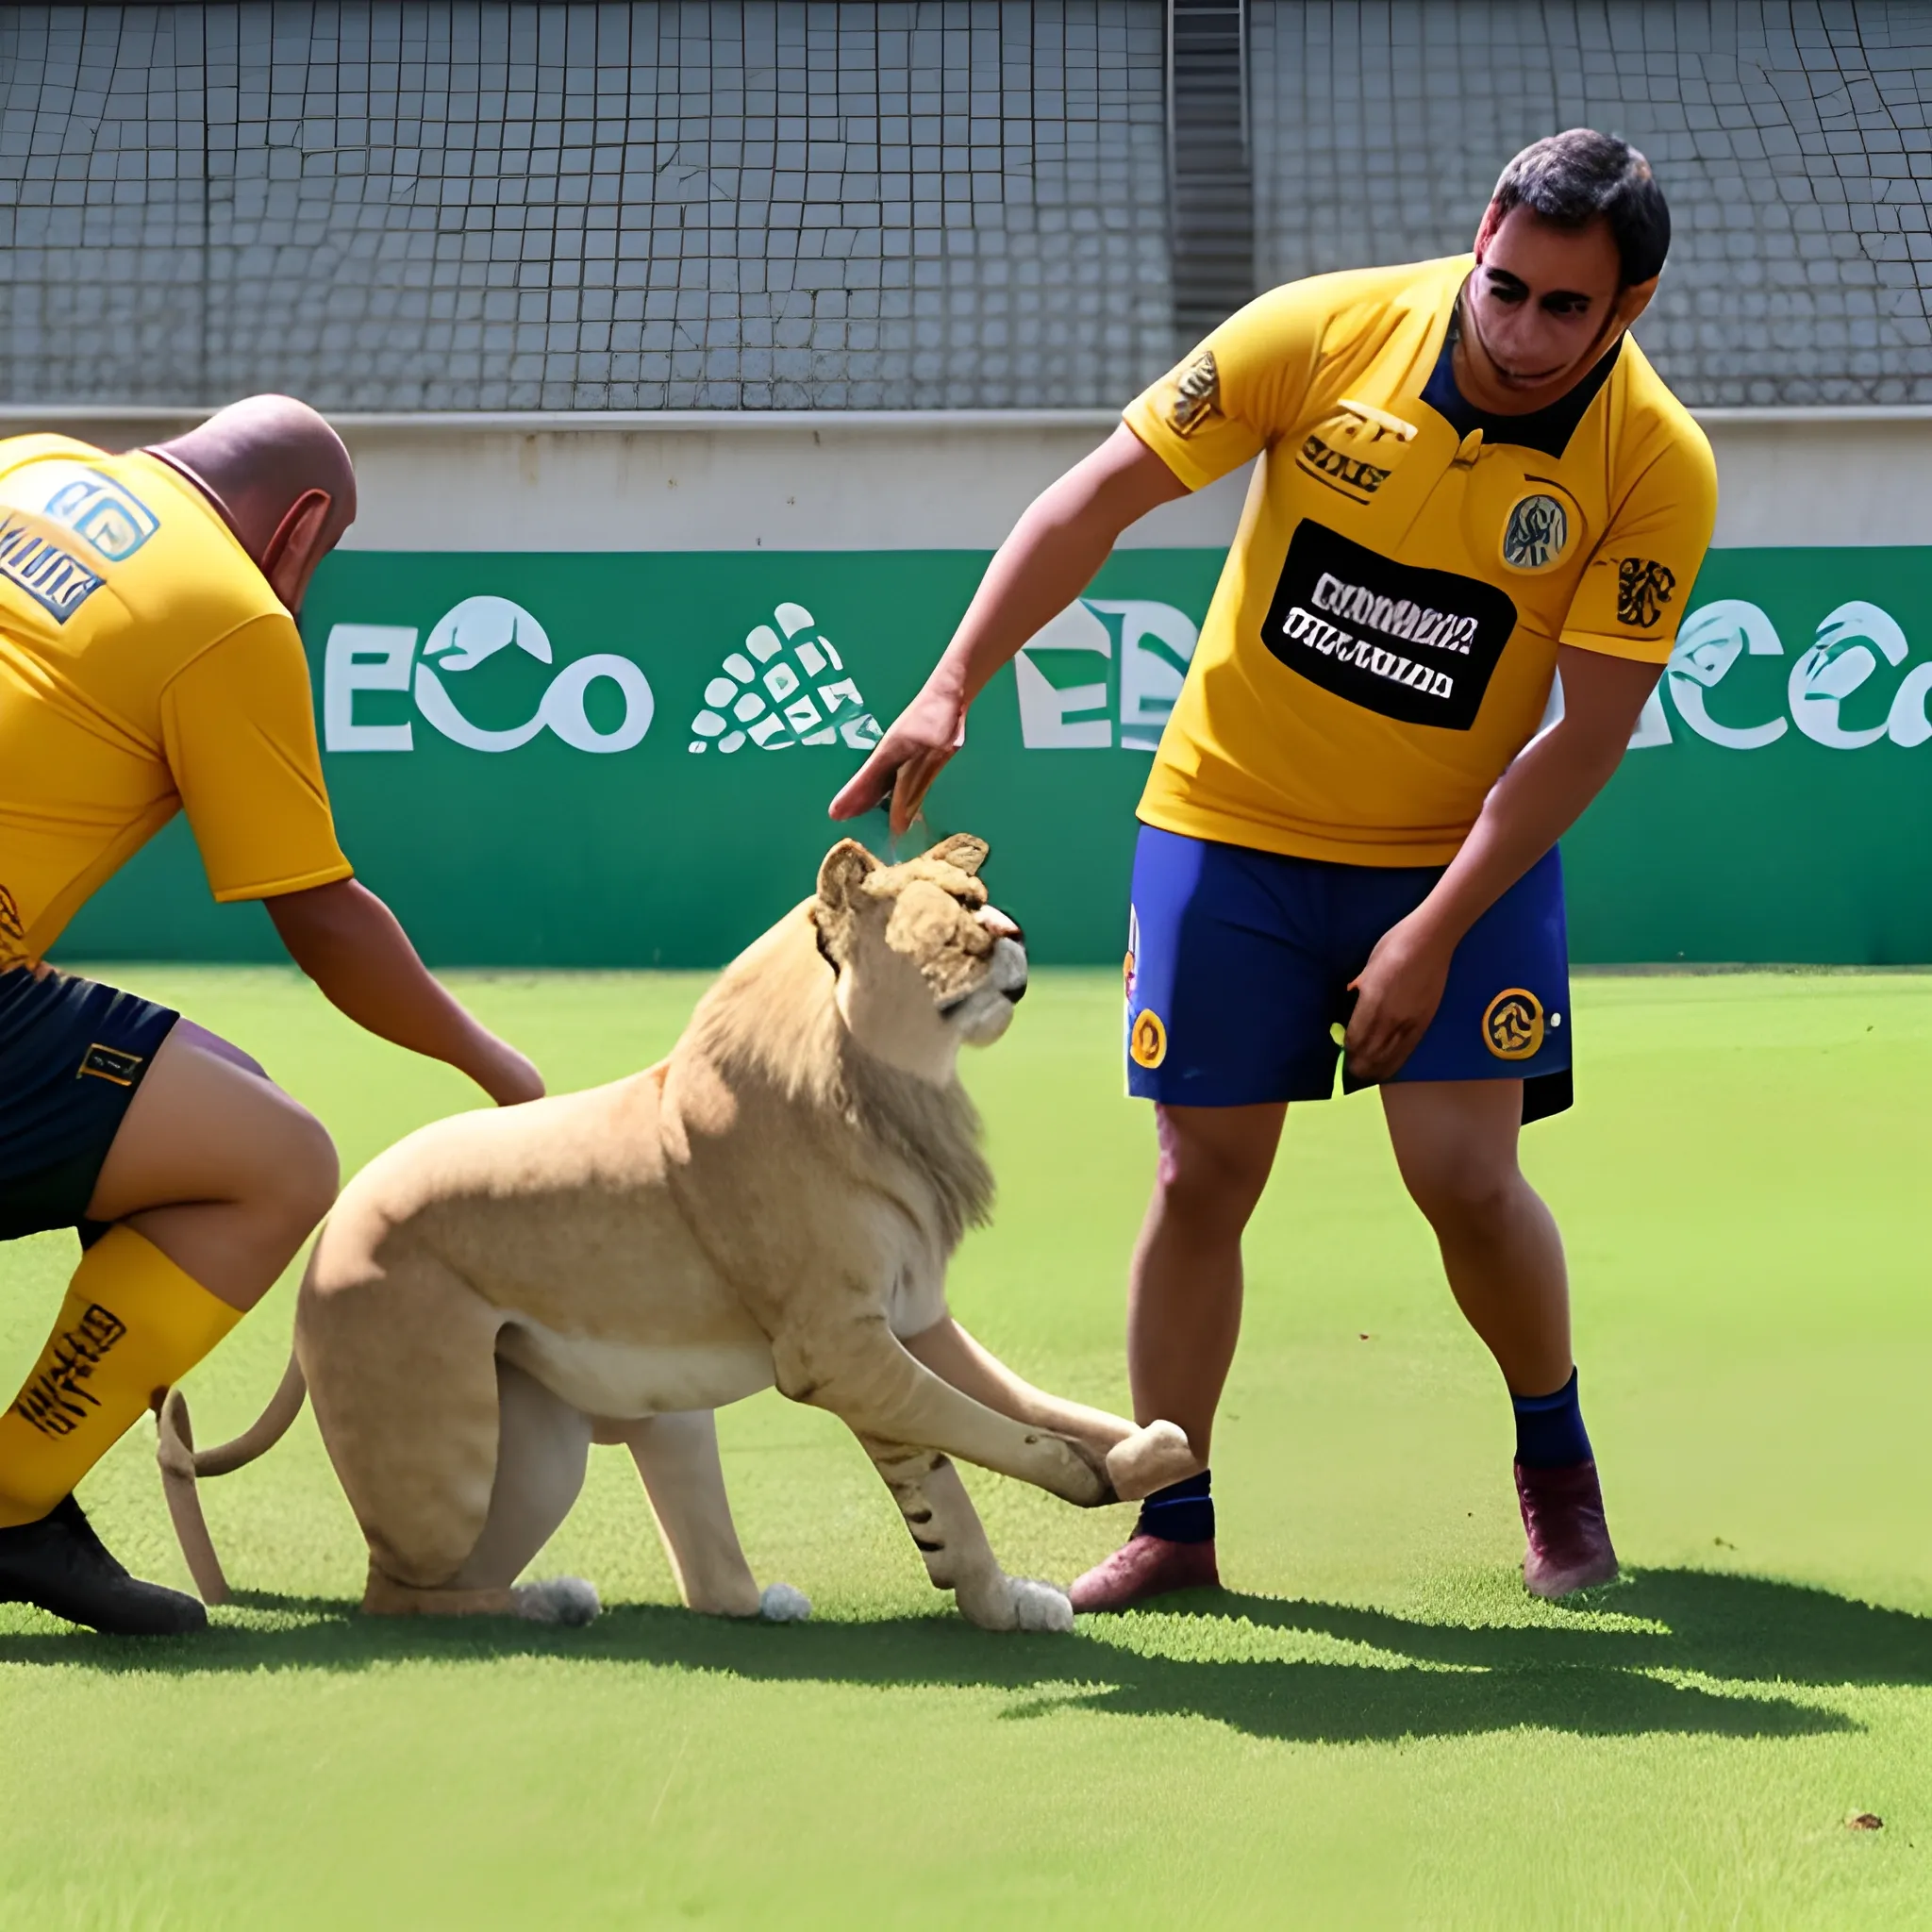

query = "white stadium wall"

[1,406,1923,553]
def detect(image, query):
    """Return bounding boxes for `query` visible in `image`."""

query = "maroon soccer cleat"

[1068,1533,1220,1613]
[1515,1458,1620,1598]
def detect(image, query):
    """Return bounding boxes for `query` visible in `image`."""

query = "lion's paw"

[758,1582,812,1623]
[513,1576,601,1626]
[1007,1576,1074,1634]
[1106,1420,1201,1503]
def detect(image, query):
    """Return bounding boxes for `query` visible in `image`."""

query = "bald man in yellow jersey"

[0,396,541,1634]
[834,132,1716,1608]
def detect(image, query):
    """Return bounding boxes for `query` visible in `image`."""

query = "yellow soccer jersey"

[0,435,351,967]
[1125,256,1718,865]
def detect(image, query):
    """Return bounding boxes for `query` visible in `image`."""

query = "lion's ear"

[924,833,988,876]
[817,838,881,912]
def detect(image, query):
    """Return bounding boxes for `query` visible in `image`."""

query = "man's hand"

[1343,646,1662,1085]
[1344,913,1454,1084]
[825,425,1189,836]
[267,878,545,1107]
[828,676,967,836]
[468,1031,546,1107]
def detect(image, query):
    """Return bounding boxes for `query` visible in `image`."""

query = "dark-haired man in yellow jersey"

[833,131,1717,1608]
[0,396,541,1634]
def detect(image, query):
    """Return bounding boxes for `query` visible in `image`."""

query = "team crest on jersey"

[1482,988,1545,1061]
[1169,351,1222,437]
[0,517,103,623]
[1501,494,1570,573]
[1129,1008,1168,1070]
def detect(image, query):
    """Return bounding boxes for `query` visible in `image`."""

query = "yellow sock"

[0,1226,242,1528]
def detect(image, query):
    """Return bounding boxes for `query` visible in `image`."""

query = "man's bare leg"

[0,1021,339,1633]
[1379,1080,1568,1394]
[1381,1078,1617,1596]
[85,1023,340,1311]
[1071,1101,1284,1611]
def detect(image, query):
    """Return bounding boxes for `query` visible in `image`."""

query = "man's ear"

[1612,275,1658,332]
[816,839,881,912]
[260,488,335,613]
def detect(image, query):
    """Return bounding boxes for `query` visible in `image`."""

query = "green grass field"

[4,966,1932,1928]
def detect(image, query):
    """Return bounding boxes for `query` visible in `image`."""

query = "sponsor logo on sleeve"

[0,517,104,623]
[1168,351,1222,437]
[1616,557,1677,627]
[1260,521,1518,731]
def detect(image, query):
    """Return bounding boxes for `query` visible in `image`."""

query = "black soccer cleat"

[0,1494,207,1636]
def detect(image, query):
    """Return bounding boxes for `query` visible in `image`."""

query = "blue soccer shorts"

[1123,825,1573,1123]
[0,967,180,1241]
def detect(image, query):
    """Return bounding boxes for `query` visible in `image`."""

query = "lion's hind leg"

[862,1438,1072,1634]
[449,1357,600,1625]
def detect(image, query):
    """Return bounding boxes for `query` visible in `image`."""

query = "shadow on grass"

[1184,1569,1932,1690]
[2,1566,1918,1745]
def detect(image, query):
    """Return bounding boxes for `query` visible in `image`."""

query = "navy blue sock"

[1134,1469,1214,1543]
[1512,1369,1592,1468]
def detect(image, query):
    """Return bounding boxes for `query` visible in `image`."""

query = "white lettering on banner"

[323,595,654,754]
[412,660,548,751]
[541,654,654,752]
[1664,601,1788,750]
[1789,601,1908,751]
[1636,597,1928,753]
[325,625,417,752]
[1016,599,1198,750]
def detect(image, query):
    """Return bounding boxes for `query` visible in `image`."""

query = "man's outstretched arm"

[266,877,544,1105]
[829,424,1189,835]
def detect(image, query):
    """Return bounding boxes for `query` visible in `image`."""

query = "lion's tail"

[154,1350,308,1606]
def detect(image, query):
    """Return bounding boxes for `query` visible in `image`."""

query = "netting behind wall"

[1250,2,1932,407]
[2,3,1927,409]
[0,2,1173,409]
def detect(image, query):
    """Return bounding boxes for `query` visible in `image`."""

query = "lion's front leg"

[902,1316,1201,1501]
[862,1438,1071,1633]
[602,1410,810,1624]
[770,1313,1113,1506]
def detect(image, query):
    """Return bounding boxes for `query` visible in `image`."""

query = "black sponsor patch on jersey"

[1260,521,1518,731]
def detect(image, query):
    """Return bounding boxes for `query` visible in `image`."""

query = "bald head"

[146,395,357,612]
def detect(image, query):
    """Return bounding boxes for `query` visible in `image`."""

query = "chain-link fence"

[0,3,1172,409]
[2,3,1925,410]
[1253,3,1932,408]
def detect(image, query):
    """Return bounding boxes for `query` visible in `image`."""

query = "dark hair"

[1483,129,1670,287]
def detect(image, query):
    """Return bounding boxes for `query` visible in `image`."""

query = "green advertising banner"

[52,544,1932,970]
